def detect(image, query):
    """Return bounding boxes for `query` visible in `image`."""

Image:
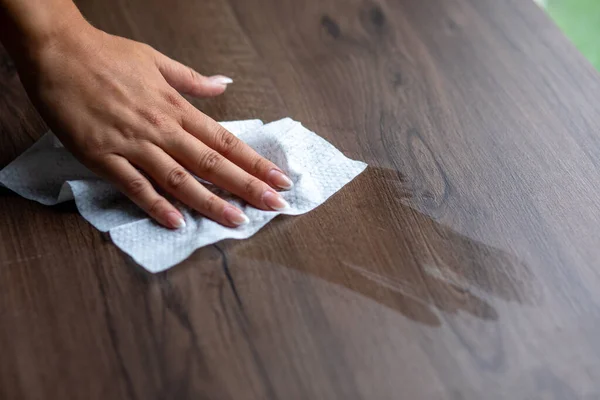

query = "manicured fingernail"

[224,206,250,226]
[267,169,293,190]
[263,190,290,211]
[209,75,233,85]
[167,212,186,229]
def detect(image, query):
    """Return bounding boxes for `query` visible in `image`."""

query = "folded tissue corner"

[0,118,367,273]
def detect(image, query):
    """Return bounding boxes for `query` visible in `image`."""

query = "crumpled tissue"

[0,118,367,272]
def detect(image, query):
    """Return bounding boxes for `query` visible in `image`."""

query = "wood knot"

[360,2,387,34]
[320,15,341,39]
[406,128,451,212]
[369,5,385,28]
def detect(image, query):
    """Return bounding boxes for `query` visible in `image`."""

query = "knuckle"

[197,150,224,175]
[155,127,180,146]
[215,128,240,156]
[124,177,147,196]
[251,156,269,175]
[135,139,158,154]
[203,194,220,214]
[244,178,264,197]
[80,133,107,157]
[138,108,170,129]
[164,91,185,110]
[119,126,137,140]
[148,198,167,216]
[165,167,190,189]
[141,43,156,54]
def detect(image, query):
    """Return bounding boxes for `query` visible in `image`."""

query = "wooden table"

[2,0,600,398]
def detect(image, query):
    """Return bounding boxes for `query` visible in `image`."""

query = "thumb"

[155,54,232,97]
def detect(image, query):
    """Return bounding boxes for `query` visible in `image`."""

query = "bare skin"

[0,0,293,229]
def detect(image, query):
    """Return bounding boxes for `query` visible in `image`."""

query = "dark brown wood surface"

[2,0,600,398]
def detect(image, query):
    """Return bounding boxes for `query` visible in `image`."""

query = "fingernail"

[224,206,250,226]
[167,212,186,229]
[263,190,290,211]
[267,169,293,190]
[209,75,233,85]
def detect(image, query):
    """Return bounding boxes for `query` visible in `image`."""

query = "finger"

[97,155,186,229]
[164,132,290,212]
[130,146,250,227]
[155,52,232,97]
[180,110,294,190]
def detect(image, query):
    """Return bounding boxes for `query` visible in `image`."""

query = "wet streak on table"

[1,0,600,398]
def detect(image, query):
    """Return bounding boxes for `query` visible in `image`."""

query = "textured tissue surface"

[0,118,367,272]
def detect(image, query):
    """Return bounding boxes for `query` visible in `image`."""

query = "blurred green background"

[543,0,600,70]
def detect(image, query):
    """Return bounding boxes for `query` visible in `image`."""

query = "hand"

[16,21,293,229]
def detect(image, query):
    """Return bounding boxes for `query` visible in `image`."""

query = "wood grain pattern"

[2,0,600,398]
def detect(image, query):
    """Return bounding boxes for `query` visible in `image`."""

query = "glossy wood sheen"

[2,0,600,398]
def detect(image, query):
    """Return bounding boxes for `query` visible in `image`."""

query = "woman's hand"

[14,19,293,229]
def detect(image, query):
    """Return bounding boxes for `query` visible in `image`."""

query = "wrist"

[0,1,89,62]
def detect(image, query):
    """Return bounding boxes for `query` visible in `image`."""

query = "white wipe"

[0,118,367,272]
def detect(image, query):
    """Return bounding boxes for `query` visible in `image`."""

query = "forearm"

[0,0,85,59]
